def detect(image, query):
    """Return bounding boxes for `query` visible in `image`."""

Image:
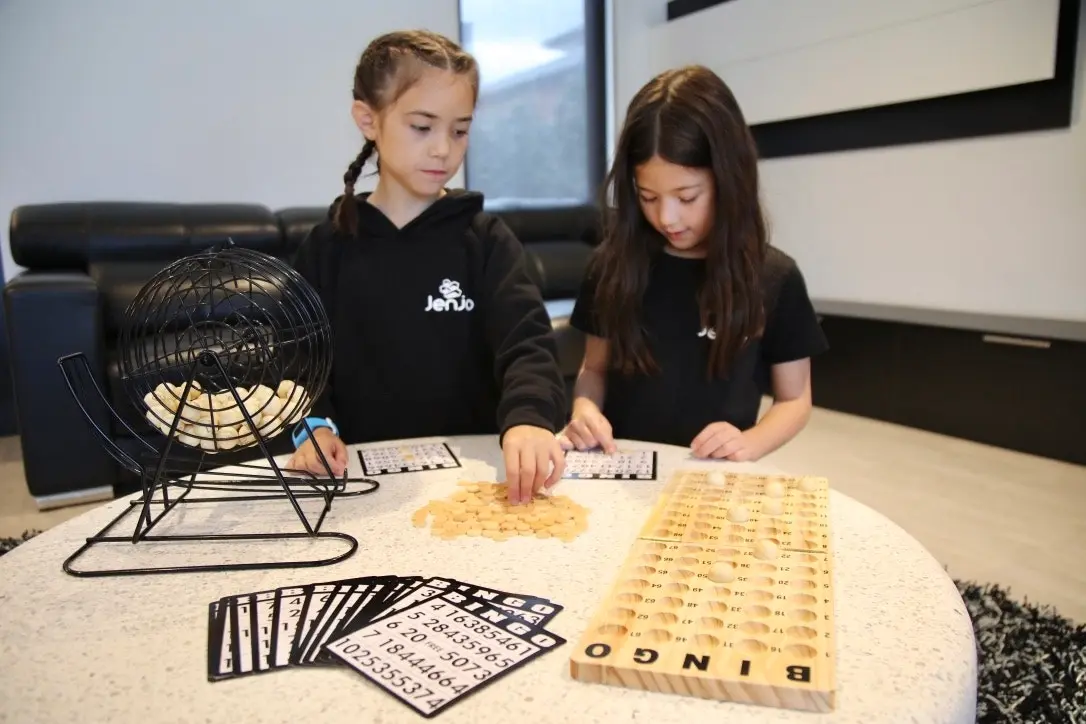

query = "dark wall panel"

[813,314,1086,467]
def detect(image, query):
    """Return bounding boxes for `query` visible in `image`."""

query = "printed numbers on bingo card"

[325,596,564,717]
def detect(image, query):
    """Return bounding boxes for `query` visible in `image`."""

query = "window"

[459,0,606,208]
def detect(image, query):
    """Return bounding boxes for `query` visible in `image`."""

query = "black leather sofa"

[4,201,594,508]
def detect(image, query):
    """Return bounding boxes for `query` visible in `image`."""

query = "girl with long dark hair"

[564,65,828,461]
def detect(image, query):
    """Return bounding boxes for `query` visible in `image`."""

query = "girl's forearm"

[572,367,607,413]
[745,396,812,459]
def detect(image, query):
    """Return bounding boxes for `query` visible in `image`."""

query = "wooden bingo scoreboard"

[569,470,837,712]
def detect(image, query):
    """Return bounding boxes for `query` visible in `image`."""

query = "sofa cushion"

[276,207,328,259]
[89,250,304,338]
[10,202,283,270]
[485,203,600,247]
[524,241,594,300]
[90,261,173,338]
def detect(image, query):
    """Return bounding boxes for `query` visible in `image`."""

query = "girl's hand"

[286,428,348,478]
[502,425,565,504]
[560,399,617,453]
[691,422,757,462]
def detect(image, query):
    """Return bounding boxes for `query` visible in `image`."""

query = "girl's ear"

[351,100,379,141]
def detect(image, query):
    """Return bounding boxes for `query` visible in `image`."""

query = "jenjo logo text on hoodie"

[425,278,475,312]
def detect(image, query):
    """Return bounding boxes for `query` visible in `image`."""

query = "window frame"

[457,0,608,208]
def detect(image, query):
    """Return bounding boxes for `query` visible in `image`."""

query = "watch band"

[292,417,339,449]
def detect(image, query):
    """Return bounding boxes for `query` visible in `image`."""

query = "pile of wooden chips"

[412,481,589,542]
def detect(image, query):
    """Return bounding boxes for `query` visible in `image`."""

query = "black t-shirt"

[569,247,828,447]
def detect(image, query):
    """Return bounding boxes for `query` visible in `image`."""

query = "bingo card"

[563,449,657,481]
[359,443,462,476]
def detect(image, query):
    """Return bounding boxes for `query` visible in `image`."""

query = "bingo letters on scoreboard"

[568,471,837,713]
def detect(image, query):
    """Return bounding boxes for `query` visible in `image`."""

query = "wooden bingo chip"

[570,470,837,712]
[412,481,589,542]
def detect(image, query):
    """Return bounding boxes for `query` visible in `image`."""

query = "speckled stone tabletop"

[0,435,977,723]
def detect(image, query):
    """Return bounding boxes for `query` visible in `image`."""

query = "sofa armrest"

[4,271,116,504]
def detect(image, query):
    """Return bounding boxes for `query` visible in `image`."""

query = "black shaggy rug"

[1,532,1082,721]
[960,580,1085,723]
[1,530,41,556]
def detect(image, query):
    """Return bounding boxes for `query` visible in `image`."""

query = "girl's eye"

[639,196,657,204]
[412,125,431,133]
[679,196,698,204]
[454,129,469,138]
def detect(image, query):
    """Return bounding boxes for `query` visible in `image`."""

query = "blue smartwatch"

[292,417,339,449]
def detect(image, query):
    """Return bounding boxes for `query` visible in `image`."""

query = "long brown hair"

[334,30,479,235]
[591,65,768,379]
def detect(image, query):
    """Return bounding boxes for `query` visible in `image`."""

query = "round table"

[0,436,977,723]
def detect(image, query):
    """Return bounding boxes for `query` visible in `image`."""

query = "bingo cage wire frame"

[55,240,378,577]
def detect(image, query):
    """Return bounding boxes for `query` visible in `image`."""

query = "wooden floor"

[2,405,1083,622]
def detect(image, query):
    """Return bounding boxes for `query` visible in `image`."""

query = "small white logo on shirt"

[425,278,475,312]
[698,326,717,340]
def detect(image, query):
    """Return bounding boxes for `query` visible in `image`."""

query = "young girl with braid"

[287,30,567,503]
[562,65,828,461]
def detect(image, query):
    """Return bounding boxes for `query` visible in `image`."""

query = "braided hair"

[334,30,480,236]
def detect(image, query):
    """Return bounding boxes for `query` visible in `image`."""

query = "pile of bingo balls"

[142,380,308,451]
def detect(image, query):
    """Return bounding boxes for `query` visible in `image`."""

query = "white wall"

[0,0,462,282]
[656,0,1060,125]
[614,0,1086,323]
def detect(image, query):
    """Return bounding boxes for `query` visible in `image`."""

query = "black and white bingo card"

[358,443,462,476]
[325,590,567,717]
[562,449,657,480]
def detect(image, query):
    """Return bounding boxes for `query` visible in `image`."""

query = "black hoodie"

[292,189,567,444]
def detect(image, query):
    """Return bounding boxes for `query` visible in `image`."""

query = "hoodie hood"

[330,189,485,242]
